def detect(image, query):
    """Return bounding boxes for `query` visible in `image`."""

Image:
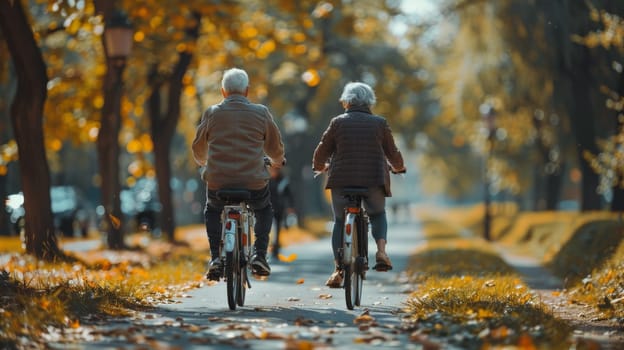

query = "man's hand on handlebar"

[264,156,286,168]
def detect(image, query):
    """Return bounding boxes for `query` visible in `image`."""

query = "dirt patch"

[497,245,624,349]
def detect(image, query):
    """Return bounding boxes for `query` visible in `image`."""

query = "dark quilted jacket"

[312,106,404,196]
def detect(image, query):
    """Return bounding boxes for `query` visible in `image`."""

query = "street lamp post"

[100,9,133,249]
[104,9,133,68]
[480,103,496,241]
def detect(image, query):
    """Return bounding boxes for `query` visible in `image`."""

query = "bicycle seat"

[216,189,252,202]
[341,187,369,197]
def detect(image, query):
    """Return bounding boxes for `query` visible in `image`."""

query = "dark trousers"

[272,212,283,257]
[204,185,273,258]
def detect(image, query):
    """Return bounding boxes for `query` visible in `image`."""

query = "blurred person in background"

[268,166,295,258]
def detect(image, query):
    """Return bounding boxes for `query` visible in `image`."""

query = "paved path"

[66,222,426,349]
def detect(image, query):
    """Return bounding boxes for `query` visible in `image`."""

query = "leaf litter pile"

[0,235,208,348]
[403,218,573,350]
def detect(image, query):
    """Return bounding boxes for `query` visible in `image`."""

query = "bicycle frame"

[339,187,370,310]
[217,190,255,310]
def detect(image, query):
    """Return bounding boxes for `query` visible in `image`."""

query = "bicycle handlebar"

[314,166,406,177]
[264,156,286,167]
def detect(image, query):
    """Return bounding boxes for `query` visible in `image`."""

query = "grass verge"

[404,218,572,349]
[0,234,208,348]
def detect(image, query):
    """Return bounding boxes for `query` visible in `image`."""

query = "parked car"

[120,178,161,233]
[4,186,94,237]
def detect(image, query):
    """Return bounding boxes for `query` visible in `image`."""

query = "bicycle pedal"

[206,272,222,281]
[252,269,270,277]
[373,263,392,272]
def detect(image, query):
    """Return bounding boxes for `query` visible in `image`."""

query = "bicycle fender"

[224,219,236,252]
[343,213,356,264]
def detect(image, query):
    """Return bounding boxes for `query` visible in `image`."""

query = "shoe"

[373,251,393,271]
[251,254,271,276]
[325,269,343,288]
[206,257,222,281]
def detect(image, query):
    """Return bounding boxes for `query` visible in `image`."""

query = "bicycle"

[212,157,282,310]
[214,188,255,310]
[338,187,371,310]
[336,171,406,310]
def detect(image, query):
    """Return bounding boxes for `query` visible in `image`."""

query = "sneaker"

[373,251,393,271]
[251,254,271,276]
[325,269,343,288]
[206,257,222,281]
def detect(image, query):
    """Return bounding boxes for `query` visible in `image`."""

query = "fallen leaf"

[294,317,315,326]
[260,331,287,340]
[410,333,441,350]
[279,253,298,263]
[517,333,536,350]
[318,293,332,299]
[296,278,305,284]
[285,339,314,350]
[109,214,121,229]
[354,314,375,324]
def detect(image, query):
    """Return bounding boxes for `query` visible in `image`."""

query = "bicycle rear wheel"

[344,217,359,310]
[344,264,354,310]
[226,250,239,310]
[354,257,364,306]
[354,214,368,306]
[236,243,247,307]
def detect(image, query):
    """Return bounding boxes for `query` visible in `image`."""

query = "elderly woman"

[312,82,406,288]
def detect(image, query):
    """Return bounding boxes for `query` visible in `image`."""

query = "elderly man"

[312,81,406,288]
[192,68,285,279]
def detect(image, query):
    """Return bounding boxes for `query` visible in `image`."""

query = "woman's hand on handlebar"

[391,167,406,175]
[313,163,329,178]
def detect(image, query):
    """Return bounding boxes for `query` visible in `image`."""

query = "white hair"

[221,68,249,94]
[339,82,376,106]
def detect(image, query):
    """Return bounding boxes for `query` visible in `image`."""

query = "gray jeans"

[329,186,387,261]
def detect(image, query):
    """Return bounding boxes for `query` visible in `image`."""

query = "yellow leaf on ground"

[278,253,298,262]
[284,339,314,350]
[354,314,375,324]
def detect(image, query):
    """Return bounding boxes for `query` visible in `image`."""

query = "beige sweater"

[192,95,285,190]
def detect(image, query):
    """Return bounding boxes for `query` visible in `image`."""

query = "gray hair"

[221,68,249,94]
[339,82,376,107]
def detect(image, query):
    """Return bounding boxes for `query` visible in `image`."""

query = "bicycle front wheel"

[226,250,239,310]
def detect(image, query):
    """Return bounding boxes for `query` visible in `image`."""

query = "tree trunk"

[612,174,624,212]
[149,12,200,242]
[545,163,565,210]
[568,58,601,211]
[97,58,125,249]
[611,51,624,213]
[0,173,9,236]
[0,0,59,259]
[95,1,125,249]
[0,68,13,236]
[556,0,602,211]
